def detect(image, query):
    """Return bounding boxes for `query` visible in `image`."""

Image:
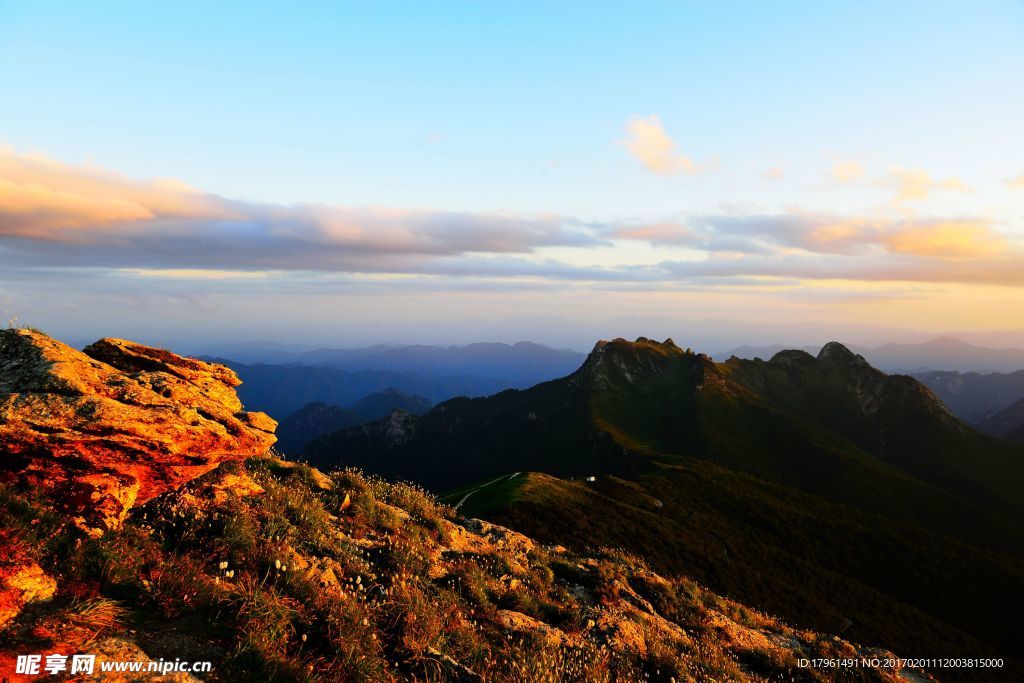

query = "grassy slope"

[468,468,1024,676]
[0,459,919,683]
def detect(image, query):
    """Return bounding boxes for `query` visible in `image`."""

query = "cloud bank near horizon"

[0,147,1022,296]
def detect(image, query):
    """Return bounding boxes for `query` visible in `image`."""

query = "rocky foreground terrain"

[0,329,932,681]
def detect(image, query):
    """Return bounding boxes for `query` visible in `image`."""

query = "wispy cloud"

[0,149,601,271]
[613,212,1013,259]
[885,167,969,202]
[829,160,865,183]
[826,161,970,202]
[1005,173,1024,190]
[620,115,700,175]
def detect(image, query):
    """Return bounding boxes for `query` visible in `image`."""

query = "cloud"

[0,148,602,271]
[764,167,785,181]
[885,167,969,201]
[2,148,1021,296]
[620,116,699,175]
[655,252,1024,288]
[614,212,1012,260]
[883,221,1005,258]
[827,161,970,202]
[0,151,233,239]
[612,222,693,244]
[1005,173,1024,190]
[830,161,865,183]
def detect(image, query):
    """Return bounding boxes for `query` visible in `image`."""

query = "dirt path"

[454,472,521,510]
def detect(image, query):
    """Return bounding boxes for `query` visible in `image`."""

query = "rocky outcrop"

[0,532,57,628]
[0,329,276,532]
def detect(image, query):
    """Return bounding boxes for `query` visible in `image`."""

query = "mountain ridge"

[720,336,1024,373]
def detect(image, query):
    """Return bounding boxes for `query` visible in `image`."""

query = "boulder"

[0,330,276,532]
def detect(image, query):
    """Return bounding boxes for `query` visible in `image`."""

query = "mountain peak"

[817,341,869,366]
[584,337,689,369]
[590,336,687,355]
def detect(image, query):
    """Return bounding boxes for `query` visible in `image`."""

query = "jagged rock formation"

[0,329,276,532]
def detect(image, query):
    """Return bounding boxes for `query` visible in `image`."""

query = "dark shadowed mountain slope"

[912,369,1024,424]
[308,338,1024,533]
[977,396,1024,441]
[275,390,432,454]
[349,387,432,421]
[275,402,361,455]
[305,338,1024,675]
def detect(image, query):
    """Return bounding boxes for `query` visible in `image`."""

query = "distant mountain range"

[911,369,1024,424]
[206,342,586,420]
[298,341,586,384]
[977,396,1024,441]
[275,390,432,454]
[304,337,1024,668]
[208,359,510,420]
[213,335,1024,446]
[719,335,1024,373]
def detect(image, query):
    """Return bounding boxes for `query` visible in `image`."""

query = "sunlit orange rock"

[0,329,276,532]
[0,531,57,628]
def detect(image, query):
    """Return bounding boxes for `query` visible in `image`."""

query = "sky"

[1,1,1023,351]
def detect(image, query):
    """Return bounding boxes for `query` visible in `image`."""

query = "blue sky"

[1,2,1022,348]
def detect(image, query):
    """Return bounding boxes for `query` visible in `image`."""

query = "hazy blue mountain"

[721,336,1024,374]
[275,389,432,454]
[865,336,1024,373]
[212,359,509,420]
[298,341,586,385]
[349,388,432,421]
[977,397,1024,441]
[201,343,584,420]
[912,369,1024,424]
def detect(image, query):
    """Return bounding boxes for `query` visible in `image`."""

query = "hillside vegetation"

[1,459,924,682]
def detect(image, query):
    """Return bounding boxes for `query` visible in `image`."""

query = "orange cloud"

[0,149,234,240]
[830,161,865,183]
[2,148,1020,294]
[883,221,1006,258]
[621,116,699,175]
[1005,173,1024,189]
[0,148,602,271]
[887,167,969,201]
